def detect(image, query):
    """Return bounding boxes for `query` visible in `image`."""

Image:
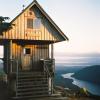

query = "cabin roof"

[11,0,69,41]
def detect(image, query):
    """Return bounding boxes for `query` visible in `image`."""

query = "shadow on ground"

[0,81,10,100]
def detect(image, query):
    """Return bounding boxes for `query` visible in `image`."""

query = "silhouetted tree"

[0,16,13,34]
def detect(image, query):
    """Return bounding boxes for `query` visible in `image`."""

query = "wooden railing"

[40,59,55,77]
[0,58,19,74]
[10,59,19,96]
[40,59,55,94]
[10,59,19,73]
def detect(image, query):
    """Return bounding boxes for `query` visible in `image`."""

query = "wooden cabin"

[0,0,68,99]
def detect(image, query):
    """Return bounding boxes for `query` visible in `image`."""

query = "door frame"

[21,46,32,71]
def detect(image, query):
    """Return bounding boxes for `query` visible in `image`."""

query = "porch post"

[10,40,12,72]
[51,44,54,59]
[51,43,54,94]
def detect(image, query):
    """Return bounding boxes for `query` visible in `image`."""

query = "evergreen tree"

[0,16,13,33]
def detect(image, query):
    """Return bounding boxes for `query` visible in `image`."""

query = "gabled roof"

[11,0,69,41]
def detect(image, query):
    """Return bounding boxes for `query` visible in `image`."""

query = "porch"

[9,58,55,75]
[0,58,55,98]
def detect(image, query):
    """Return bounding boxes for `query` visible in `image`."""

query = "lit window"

[27,18,41,29]
[24,48,31,55]
[33,19,41,29]
[27,19,33,28]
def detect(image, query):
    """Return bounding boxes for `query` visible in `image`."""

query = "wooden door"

[21,48,32,71]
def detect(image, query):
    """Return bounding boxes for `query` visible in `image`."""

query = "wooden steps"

[14,71,49,99]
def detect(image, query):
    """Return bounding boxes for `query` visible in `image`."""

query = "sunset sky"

[0,0,100,56]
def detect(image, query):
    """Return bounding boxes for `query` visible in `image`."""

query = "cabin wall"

[0,5,63,41]
[11,42,49,71]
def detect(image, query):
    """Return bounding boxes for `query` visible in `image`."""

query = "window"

[33,19,41,29]
[24,48,31,55]
[27,18,33,28]
[27,18,41,29]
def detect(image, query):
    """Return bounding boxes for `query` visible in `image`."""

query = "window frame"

[23,48,31,55]
[27,18,33,29]
[27,18,41,29]
[33,18,41,29]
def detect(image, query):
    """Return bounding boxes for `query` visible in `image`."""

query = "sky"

[0,0,100,56]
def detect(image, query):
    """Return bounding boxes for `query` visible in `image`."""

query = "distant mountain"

[72,65,100,85]
[55,52,100,57]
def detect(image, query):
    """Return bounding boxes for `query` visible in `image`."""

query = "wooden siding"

[0,6,63,42]
[10,43,49,71]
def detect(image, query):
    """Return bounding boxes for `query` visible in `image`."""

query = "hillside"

[72,65,100,85]
[54,66,82,91]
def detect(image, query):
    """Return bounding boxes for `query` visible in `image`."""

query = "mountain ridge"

[72,65,100,85]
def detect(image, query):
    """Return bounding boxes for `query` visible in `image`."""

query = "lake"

[54,54,100,96]
[62,73,100,96]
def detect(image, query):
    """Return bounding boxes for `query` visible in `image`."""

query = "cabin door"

[21,47,32,71]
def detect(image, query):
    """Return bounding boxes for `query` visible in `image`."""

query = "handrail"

[10,59,18,73]
[41,59,55,77]
[10,59,19,96]
[16,59,18,96]
[44,61,51,77]
[42,59,55,94]
[0,58,19,96]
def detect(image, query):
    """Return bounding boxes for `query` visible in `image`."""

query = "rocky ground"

[0,81,99,100]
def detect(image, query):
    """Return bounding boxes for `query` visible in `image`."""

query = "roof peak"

[10,0,68,41]
[33,0,37,3]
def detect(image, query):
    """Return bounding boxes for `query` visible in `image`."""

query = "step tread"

[15,71,50,98]
[18,75,47,78]
[18,72,44,74]
[17,87,48,92]
[17,84,48,88]
[17,91,49,95]
[18,72,46,76]
[13,94,49,99]
[18,78,47,81]
[17,81,48,85]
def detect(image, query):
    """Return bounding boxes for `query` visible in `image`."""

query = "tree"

[0,16,13,34]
